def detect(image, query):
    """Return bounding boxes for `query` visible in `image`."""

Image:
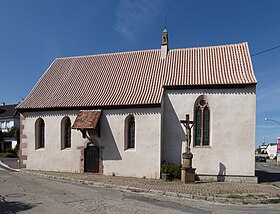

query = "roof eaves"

[16,103,162,112]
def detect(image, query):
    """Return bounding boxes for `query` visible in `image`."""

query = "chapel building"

[17,29,257,182]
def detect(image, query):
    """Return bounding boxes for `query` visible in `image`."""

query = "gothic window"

[125,115,135,150]
[194,96,210,146]
[61,116,71,149]
[35,118,45,149]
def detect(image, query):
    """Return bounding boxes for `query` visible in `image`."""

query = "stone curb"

[20,170,280,205]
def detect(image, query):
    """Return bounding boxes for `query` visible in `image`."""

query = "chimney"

[161,27,168,59]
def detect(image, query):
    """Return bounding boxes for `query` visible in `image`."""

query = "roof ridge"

[56,42,248,60]
[170,42,248,52]
[56,48,161,60]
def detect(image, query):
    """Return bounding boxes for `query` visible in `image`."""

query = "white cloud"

[114,0,165,39]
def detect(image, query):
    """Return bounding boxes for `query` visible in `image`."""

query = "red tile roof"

[17,42,257,110]
[72,110,101,129]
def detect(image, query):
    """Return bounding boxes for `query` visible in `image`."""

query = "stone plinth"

[181,167,196,183]
[182,152,193,168]
[181,152,196,183]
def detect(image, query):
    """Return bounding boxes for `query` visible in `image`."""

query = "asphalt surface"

[255,159,280,187]
[2,169,280,213]
[1,158,280,206]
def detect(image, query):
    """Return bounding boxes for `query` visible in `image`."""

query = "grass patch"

[266,198,280,204]
[227,194,256,199]
[0,152,18,158]
[228,195,280,204]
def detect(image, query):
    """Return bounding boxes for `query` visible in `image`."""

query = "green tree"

[10,127,20,143]
[10,127,20,155]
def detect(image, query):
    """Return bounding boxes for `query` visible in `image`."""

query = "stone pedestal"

[181,167,196,183]
[181,152,196,183]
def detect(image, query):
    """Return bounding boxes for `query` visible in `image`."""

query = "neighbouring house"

[0,103,20,152]
[16,29,257,182]
[260,144,268,154]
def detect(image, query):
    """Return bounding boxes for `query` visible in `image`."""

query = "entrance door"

[84,146,99,173]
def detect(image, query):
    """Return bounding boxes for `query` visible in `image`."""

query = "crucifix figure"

[180,114,194,154]
[180,114,196,183]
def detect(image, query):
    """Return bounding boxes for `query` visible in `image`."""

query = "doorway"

[84,145,99,173]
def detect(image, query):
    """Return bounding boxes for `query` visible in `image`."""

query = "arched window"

[35,118,45,149]
[194,96,210,146]
[125,115,135,150]
[61,116,71,149]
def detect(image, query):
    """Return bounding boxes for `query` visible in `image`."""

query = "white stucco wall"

[21,110,86,173]
[21,108,161,178]
[162,86,256,177]
[100,108,161,179]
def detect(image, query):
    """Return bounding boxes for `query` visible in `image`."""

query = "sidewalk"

[1,158,280,204]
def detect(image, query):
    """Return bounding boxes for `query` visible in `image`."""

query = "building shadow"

[0,200,35,214]
[255,170,280,183]
[161,94,185,164]
[217,162,226,182]
[101,115,122,161]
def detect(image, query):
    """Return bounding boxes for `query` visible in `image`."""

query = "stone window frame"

[194,95,210,147]
[61,116,71,150]
[124,114,135,150]
[35,118,45,149]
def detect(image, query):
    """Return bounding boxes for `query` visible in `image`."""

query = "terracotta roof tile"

[72,110,101,129]
[17,42,257,110]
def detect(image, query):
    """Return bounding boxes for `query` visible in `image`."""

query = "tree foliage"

[2,127,20,142]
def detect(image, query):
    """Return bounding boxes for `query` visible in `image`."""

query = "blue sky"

[1,0,280,147]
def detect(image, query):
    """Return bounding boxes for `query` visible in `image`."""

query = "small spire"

[161,22,168,59]
[161,27,168,45]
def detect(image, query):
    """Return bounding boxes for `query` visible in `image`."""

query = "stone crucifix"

[180,114,194,154]
[180,114,196,183]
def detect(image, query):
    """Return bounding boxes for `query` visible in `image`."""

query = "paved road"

[255,160,280,185]
[1,169,280,213]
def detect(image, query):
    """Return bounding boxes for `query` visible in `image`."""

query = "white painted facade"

[21,110,84,173]
[21,108,161,178]
[21,85,256,180]
[162,85,256,177]
[100,108,161,178]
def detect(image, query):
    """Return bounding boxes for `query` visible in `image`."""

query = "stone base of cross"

[181,152,196,183]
